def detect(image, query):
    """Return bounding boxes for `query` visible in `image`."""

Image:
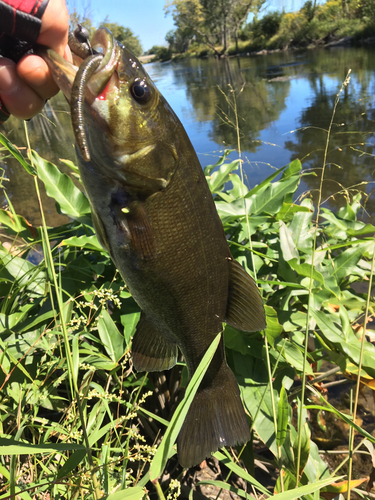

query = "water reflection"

[1,93,76,226]
[1,46,375,226]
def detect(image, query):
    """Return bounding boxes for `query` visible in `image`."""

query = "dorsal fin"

[132,313,178,372]
[224,258,266,332]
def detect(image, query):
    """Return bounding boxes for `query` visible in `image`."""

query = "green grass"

[0,75,375,498]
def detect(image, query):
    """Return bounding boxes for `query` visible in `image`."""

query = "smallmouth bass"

[39,29,266,468]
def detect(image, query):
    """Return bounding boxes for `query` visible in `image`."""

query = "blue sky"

[69,0,314,52]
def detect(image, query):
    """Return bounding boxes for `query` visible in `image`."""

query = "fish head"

[39,28,179,194]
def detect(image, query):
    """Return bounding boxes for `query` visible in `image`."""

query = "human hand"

[0,0,71,121]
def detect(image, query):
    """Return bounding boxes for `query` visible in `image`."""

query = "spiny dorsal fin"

[132,313,178,372]
[224,258,266,332]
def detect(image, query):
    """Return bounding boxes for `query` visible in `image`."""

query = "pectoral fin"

[224,258,266,332]
[132,313,178,372]
[126,202,157,260]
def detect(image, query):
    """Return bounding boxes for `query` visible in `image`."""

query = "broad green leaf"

[206,159,240,193]
[272,476,344,500]
[121,312,141,345]
[288,199,314,252]
[265,305,283,346]
[321,478,367,495]
[347,223,375,236]
[278,340,313,375]
[56,449,86,480]
[104,487,145,500]
[97,309,126,363]
[227,173,248,199]
[295,422,310,474]
[281,159,302,179]
[0,132,36,175]
[246,173,301,215]
[280,221,300,263]
[275,202,311,222]
[0,209,35,237]
[83,353,117,371]
[338,193,361,221]
[247,163,289,197]
[0,437,85,454]
[150,333,221,480]
[288,258,338,297]
[215,161,300,219]
[0,247,45,296]
[303,440,330,483]
[63,234,103,252]
[276,386,288,447]
[239,356,278,457]
[332,240,374,284]
[311,309,375,378]
[87,400,107,436]
[32,150,90,219]
[204,149,234,176]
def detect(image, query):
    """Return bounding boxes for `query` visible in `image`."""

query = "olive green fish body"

[40,29,267,468]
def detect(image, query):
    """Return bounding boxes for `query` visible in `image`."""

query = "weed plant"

[0,74,374,499]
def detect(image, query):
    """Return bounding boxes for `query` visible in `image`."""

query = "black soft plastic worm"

[70,54,103,162]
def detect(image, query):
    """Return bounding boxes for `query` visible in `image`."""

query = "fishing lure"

[70,54,103,161]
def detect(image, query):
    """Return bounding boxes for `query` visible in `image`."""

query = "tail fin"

[177,365,250,468]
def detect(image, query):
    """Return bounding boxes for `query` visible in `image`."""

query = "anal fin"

[132,313,178,372]
[225,258,266,332]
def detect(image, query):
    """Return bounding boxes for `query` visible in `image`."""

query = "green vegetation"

[163,0,375,59]
[1,76,375,498]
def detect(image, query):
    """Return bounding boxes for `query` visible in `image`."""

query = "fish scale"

[39,27,267,468]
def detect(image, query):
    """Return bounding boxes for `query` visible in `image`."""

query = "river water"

[1,45,375,226]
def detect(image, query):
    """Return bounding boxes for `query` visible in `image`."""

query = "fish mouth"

[38,28,120,103]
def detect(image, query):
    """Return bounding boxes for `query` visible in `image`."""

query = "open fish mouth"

[38,28,120,104]
[38,29,121,161]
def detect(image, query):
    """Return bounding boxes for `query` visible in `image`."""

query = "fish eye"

[131,82,150,103]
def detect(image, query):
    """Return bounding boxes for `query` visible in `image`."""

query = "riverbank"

[151,30,375,63]
[149,1,375,63]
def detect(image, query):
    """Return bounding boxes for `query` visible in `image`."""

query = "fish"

[38,28,266,468]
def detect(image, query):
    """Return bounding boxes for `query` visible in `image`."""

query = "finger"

[17,54,60,100]
[0,59,45,120]
[37,0,70,56]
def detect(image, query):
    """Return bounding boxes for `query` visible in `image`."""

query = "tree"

[99,19,143,56]
[165,0,265,55]
[165,28,193,53]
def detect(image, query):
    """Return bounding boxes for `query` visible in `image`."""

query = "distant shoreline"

[144,35,375,64]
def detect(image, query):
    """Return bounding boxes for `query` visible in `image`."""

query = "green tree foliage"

[165,0,265,55]
[165,28,190,53]
[99,19,143,56]
[235,0,375,52]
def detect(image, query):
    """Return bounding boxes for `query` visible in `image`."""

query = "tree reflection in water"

[1,45,375,225]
